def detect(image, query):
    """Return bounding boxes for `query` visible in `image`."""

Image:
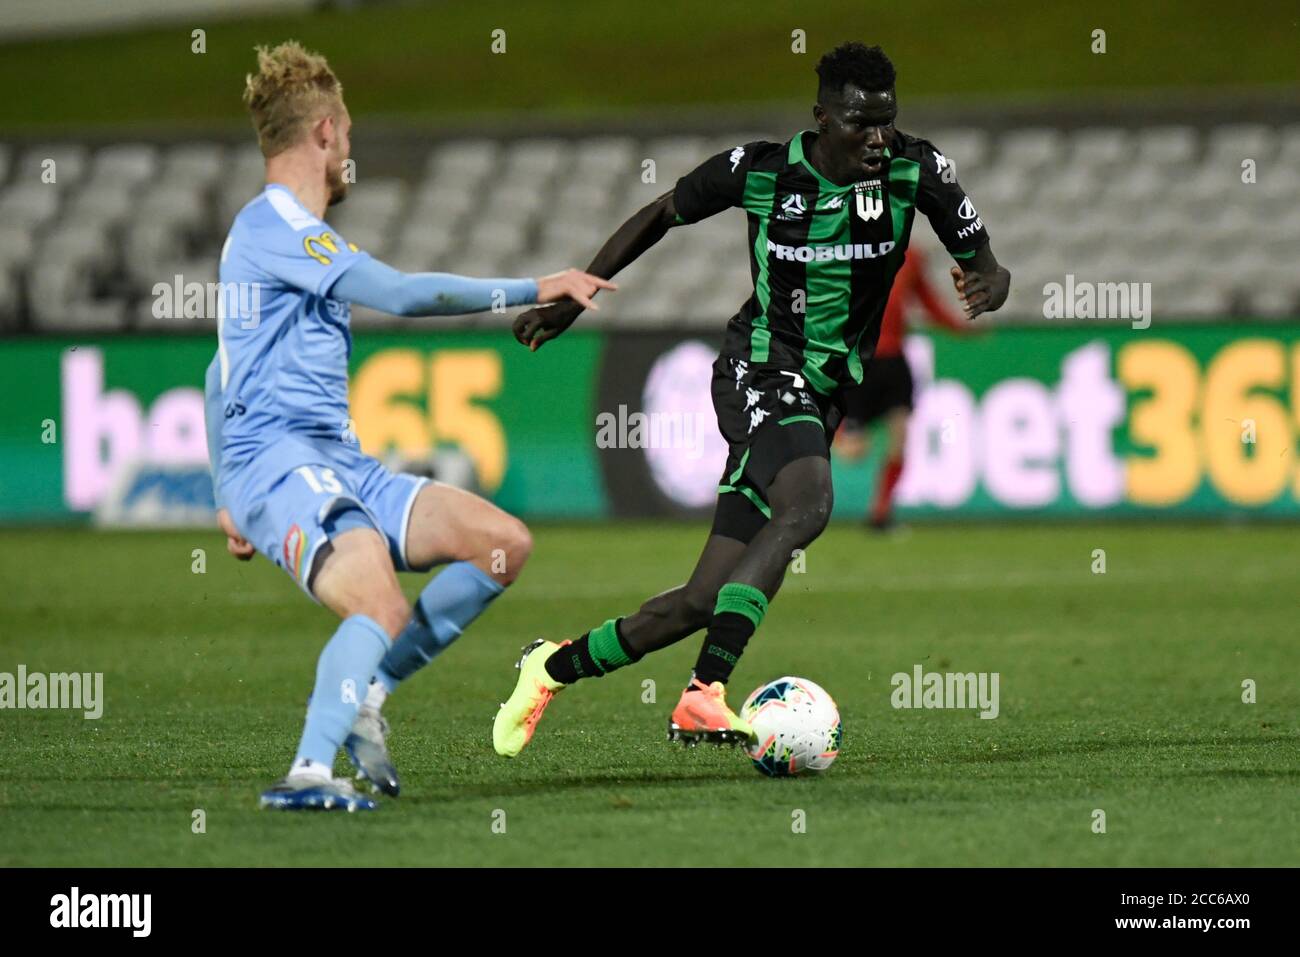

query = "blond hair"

[242,41,344,158]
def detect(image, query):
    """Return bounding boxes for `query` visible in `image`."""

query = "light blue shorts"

[222,434,429,598]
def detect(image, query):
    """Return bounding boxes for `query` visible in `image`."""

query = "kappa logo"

[958,196,978,220]
[780,193,807,219]
[744,387,762,411]
[729,146,745,172]
[933,150,949,174]
[733,358,749,389]
[821,195,844,210]
[748,407,770,433]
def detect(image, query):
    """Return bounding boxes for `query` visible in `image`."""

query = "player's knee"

[774,489,833,543]
[803,492,834,538]
[492,517,532,584]
[361,594,411,639]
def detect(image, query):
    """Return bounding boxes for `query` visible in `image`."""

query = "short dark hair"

[815,42,896,101]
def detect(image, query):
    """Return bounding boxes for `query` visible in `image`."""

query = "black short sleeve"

[914,140,990,256]
[673,143,757,225]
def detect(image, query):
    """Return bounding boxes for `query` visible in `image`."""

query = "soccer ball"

[740,677,841,777]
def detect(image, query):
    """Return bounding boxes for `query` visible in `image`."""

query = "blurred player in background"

[836,246,974,530]
[209,41,612,811]
[494,42,1009,757]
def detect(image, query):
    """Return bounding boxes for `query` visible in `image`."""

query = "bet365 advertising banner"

[879,324,1300,518]
[0,331,605,523]
[0,324,1297,523]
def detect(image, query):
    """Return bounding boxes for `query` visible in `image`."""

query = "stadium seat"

[998,128,1066,173]
[1136,126,1198,166]
[89,144,158,187]
[18,144,88,186]
[67,184,135,228]
[159,143,226,190]
[1068,127,1134,167]
[429,139,500,187]
[925,129,990,170]
[1275,124,1300,167]
[0,223,37,274]
[0,182,61,230]
[1206,124,1277,164]
[504,138,571,178]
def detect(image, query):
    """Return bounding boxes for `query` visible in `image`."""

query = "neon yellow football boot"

[492,639,568,757]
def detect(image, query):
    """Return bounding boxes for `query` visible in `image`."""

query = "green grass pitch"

[1,522,1296,867]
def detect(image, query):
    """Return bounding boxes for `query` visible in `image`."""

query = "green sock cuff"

[713,582,768,628]
[588,618,632,671]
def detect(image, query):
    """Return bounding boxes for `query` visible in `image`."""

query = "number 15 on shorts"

[295,465,343,495]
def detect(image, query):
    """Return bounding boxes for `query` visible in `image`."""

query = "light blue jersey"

[216,184,369,479]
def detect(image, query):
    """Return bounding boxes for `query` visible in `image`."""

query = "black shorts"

[709,355,842,540]
[841,354,914,427]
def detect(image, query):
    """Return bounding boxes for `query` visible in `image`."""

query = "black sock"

[690,583,769,688]
[545,618,640,684]
[691,613,754,688]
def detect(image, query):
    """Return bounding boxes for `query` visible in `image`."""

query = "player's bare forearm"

[514,190,678,350]
[583,189,678,280]
[949,243,1010,320]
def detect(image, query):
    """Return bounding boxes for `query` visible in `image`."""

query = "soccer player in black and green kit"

[494,42,1010,754]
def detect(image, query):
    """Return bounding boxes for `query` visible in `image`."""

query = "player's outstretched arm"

[513,189,679,351]
[331,258,614,319]
[949,244,1010,320]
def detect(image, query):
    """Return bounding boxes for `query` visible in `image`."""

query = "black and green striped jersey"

[673,129,989,396]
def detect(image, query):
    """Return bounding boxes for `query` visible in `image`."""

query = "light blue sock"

[376,561,504,692]
[295,614,390,767]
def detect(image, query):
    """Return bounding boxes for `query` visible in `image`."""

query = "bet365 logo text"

[897,332,1300,511]
[349,349,506,491]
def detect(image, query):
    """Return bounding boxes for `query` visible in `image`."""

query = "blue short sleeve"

[248,185,371,297]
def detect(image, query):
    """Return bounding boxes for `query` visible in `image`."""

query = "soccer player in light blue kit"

[207,42,615,811]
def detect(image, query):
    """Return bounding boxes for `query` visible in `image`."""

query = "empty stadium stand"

[2,123,1297,333]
